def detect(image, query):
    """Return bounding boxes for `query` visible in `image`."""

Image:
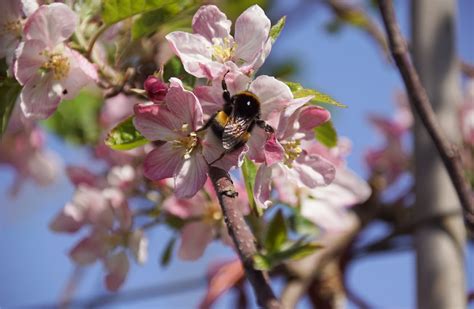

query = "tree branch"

[377,0,474,231]
[208,166,281,309]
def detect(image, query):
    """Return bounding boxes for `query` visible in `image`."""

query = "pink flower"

[134,78,241,198]
[163,180,248,260]
[274,139,371,233]
[252,96,335,209]
[166,5,271,79]
[14,3,97,119]
[0,111,59,196]
[0,0,38,66]
[144,75,168,103]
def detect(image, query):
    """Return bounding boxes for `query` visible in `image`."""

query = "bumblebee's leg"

[196,112,217,133]
[222,71,231,104]
[256,119,275,134]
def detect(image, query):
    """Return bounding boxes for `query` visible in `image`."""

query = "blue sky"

[1,0,473,308]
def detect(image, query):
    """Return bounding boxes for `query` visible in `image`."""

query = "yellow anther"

[41,51,70,80]
[211,37,237,63]
[282,140,303,168]
[1,20,22,37]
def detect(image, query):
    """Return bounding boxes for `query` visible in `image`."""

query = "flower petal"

[59,48,97,100]
[254,164,276,209]
[192,5,231,41]
[24,3,77,46]
[293,153,336,187]
[104,251,130,292]
[299,106,331,131]
[133,103,183,141]
[174,153,208,198]
[263,134,285,166]
[249,75,292,126]
[178,222,214,260]
[166,31,223,79]
[166,80,203,130]
[234,5,270,65]
[128,229,148,264]
[14,40,47,85]
[20,73,61,119]
[143,143,184,181]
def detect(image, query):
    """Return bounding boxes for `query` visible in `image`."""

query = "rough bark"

[411,1,466,308]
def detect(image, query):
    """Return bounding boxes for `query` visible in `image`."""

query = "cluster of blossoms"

[1,1,372,293]
[1,1,98,120]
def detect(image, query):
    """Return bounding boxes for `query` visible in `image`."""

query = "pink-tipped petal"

[174,153,208,198]
[234,5,270,64]
[24,3,77,47]
[194,85,225,117]
[166,81,203,130]
[49,202,86,233]
[299,106,331,131]
[264,134,285,166]
[69,231,108,265]
[178,222,214,260]
[143,143,184,181]
[202,131,244,171]
[192,5,231,41]
[133,103,183,141]
[59,48,97,100]
[66,166,99,187]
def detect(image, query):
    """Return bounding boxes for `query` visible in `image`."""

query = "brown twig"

[377,0,474,230]
[208,166,280,309]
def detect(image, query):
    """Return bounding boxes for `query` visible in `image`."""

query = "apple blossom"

[14,3,97,119]
[134,78,242,198]
[0,0,38,66]
[166,5,272,79]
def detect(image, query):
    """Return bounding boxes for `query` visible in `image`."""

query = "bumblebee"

[198,73,274,165]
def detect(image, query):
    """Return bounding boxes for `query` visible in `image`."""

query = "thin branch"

[377,0,474,231]
[86,24,110,60]
[208,166,281,309]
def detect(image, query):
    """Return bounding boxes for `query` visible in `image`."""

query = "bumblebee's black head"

[232,91,260,119]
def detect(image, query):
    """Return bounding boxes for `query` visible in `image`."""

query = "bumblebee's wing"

[222,115,252,150]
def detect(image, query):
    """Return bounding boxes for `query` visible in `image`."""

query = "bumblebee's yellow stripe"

[215,111,229,126]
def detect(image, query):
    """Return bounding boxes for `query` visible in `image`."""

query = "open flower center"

[282,139,303,168]
[211,37,237,63]
[174,131,199,159]
[41,51,70,80]
[1,20,22,37]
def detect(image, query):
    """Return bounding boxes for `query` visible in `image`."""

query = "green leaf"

[285,81,347,108]
[160,237,177,267]
[289,211,319,237]
[241,156,263,216]
[0,78,22,138]
[131,2,192,39]
[276,242,323,261]
[253,254,271,271]
[314,121,338,148]
[102,0,179,25]
[264,209,288,253]
[269,16,286,43]
[105,116,148,150]
[43,90,102,145]
[163,56,196,89]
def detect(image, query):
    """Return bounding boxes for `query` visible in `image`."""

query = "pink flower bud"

[144,76,168,103]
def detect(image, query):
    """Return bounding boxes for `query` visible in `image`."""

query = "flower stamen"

[41,51,70,80]
[211,37,237,63]
[282,139,303,168]
[1,20,22,37]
